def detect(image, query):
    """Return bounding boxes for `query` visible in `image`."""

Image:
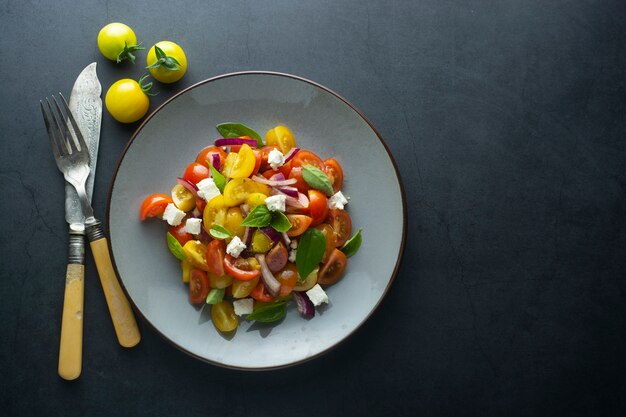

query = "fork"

[41,95,141,362]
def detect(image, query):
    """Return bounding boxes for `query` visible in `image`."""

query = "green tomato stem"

[146,45,181,71]
[138,74,158,96]
[116,42,145,64]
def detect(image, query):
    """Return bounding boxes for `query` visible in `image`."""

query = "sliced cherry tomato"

[171,183,195,212]
[275,263,298,296]
[189,269,210,304]
[232,276,259,298]
[251,149,262,176]
[224,255,261,280]
[223,177,268,207]
[208,273,233,289]
[317,248,347,286]
[250,281,276,302]
[168,224,193,246]
[316,223,337,263]
[327,209,352,246]
[140,193,172,220]
[307,190,329,227]
[183,162,209,185]
[290,150,324,170]
[196,146,227,170]
[224,207,246,238]
[206,239,226,276]
[228,144,256,178]
[211,300,238,332]
[293,267,318,291]
[324,158,344,193]
[265,125,296,153]
[203,194,227,229]
[195,197,206,214]
[288,167,310,194]
[182,240,209,271]
[286,214,312,237]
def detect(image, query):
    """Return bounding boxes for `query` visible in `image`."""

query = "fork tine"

[51,95,77,154]
[45,97,71,156]
[59,93,89,155]
[40,100,62,160]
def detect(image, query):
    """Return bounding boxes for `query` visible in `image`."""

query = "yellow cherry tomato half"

[105,76,152,123]
[182,240,209,271]
[97,22,144,63]
[265,125,296,154]
[229,144,257,179]
[171,184,195,212]
[203,194,227,229]
[224,207,246,239]
[211,301,238,332]
[146,41,188,84]
[223,177,264,207]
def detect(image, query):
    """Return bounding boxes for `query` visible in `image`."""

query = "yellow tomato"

[246,192,268,210]
[228,144,256,179]
[171,184,195,212]
[224,207,246,238]
[231,276,260,298]
[265,125,296,153]
[208,273,233,289]
[182,241,209,271]
[146,41,188,83]
[203,194,227,229]
[97,23,143,63]
[251,229,273,253]
[211,301,238,332]
[105,77,152,123]
[180,259,192,283]
[223,178,263,207]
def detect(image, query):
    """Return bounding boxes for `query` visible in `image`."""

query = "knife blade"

[66,62,102,231]
[57,63,101,381]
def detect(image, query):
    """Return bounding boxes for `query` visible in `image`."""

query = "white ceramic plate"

[107,72,406,370]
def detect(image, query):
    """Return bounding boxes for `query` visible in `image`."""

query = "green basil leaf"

[340,228,362,257]
[205,288,225,305]
[240,204,272,228]
[270,211,292,233]
[296,228,326,281]
[209,224,232,240]
[216,123,263,147]
[247,301,287,323]
[166,232,187,261]
[209,164,226,193]
[302,165,334,196]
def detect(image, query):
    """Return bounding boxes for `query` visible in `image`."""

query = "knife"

[58,62,101,380]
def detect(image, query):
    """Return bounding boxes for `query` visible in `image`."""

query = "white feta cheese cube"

[306,284,329,306]
[267,148,285,170]
[196,178,221,202]
[226,236,247,258]
[265,194,286,212]
[288,249,297,263]
[289,239,298,249]
[162,203,186,226]
[328,191,349,210]
[184,218,202,235]
[233,298,254,316]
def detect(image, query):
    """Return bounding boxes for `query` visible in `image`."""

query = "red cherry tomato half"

[324,158,344,193]
[196,146,227,170]
[189,269,210,304]
[288,166,310,194]
[250,281,276,302]
[290,150,324,170]
[317,248,347,286]
[286,214,313,237]
[183,162,210,185]
[140,193,173,220]
[327,208,352,246]
[307,189,329,227]
[223,255,261,281]
[168,224,193,246]
[206,239,226,276]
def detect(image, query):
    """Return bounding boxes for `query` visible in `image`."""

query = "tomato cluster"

[140,125,354,333]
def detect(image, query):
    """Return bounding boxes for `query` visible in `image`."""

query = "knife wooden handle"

[89,237,141,348]
[58,263,84,380]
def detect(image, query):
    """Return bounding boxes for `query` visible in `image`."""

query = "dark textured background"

[1,0,625,416]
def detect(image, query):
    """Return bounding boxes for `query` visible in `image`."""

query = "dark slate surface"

[1,1,624,416]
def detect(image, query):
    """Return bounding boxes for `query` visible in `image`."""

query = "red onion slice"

[283,147,301,163]
[275,186,298,197]
[210,153,220,170]
[260,226,282,244]
[281,232,291,246]
[292,291,315,318]
[251,175,297,187]
[269,173,286,182]
[176,177,199,198]
[214,137,258,147]
[255,254,281,297]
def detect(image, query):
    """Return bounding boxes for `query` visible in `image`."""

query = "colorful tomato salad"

[140,123,362,333]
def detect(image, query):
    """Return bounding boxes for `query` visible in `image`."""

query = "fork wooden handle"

[89,236,141,348]
[58,263,84,380]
